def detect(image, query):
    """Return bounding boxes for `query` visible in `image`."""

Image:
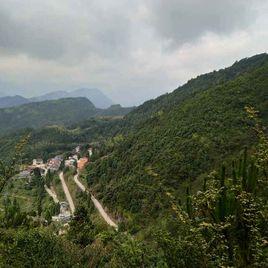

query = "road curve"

[74,174,86,192]
[90,194,118,229]
[44,185,59,203]
[73,173,118,229]
[59,172,75,214]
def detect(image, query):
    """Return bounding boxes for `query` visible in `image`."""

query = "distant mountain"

[30,90,68,102]
[0,97,133,135]
[31,88,113,108]
[0,95,30,108]
[68,88,114,108]
[0,98,96,135]
[100,104,135,116]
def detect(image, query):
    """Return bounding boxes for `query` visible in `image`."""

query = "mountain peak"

[31,88,113,108]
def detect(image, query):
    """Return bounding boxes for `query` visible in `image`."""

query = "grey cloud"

[0,0,258,61]
[147,0,258,46]
[0,8,67,59]
[0,0,267,106]
[0,1,131,61]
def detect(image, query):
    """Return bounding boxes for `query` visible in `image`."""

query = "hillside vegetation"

[0,54,267,267]
[86,53,268,226]
[0,97,133,136]
[0,117,123,163]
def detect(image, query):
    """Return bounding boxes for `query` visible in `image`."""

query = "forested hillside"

[0,54,267,267]
[0,97,133,136]
[0,117,123,163]
[87,53,268,226]
[123,53,268,129]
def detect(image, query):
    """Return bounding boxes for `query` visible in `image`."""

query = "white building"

[88,147,93,157]
[52,202,72,222]
[33,159,43,166]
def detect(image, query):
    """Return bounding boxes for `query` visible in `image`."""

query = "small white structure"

[88,147,93,157]
[52,202,72,222]
[60,201,69,214]
[52,213,71,222]
[33,159,43,166]
[64,156,77,168]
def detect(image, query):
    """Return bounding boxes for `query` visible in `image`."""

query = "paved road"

[59,172,75,214]
[73,172,118,230]
[90,194,118,229]
[74,174,86,192]
[44,185,59,203]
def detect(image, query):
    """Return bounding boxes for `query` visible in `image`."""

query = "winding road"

[59,172,75,214]
[44,185,59,203]
[73,173,118,230]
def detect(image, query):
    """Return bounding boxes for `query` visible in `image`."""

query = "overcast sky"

[0,0,267,106]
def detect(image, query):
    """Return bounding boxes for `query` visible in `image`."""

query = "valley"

[5,144,118,230]
[0,54,267,267]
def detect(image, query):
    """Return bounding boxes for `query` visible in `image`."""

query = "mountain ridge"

[0,88,114,109]
[0,97,133,136]
[30,88,113,108]
[0,95,30,108]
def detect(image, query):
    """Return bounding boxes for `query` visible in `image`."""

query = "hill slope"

[86,53,268,226]
[0,98,97,135]
[0,97,134,136]
[0,117,122,163]
[124,53,268,129]
[1,54,267,267]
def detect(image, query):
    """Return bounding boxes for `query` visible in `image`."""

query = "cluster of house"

[47,155,63,171]
[64,145,92,170]
[64,155,78,168]
[64,155,89,170]
[18,155,63,180]
[17,145,94,181]
[14,144,96,225]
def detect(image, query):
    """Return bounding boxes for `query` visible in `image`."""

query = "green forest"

[0,54,267,267]
[0,97,133,136]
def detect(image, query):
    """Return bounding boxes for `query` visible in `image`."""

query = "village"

[17,145,93,223]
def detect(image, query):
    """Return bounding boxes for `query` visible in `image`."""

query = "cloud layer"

[0,0,267,105]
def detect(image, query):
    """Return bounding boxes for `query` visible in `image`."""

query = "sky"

[0,0,267,106]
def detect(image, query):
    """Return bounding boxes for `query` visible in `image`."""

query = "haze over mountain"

[0,88,114,110]
[0,95,30,108]
[0,1,267,106]
[31,88,113,108]
[0,53,267,267]
[0,97,133,135]
[0,91,5,97]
